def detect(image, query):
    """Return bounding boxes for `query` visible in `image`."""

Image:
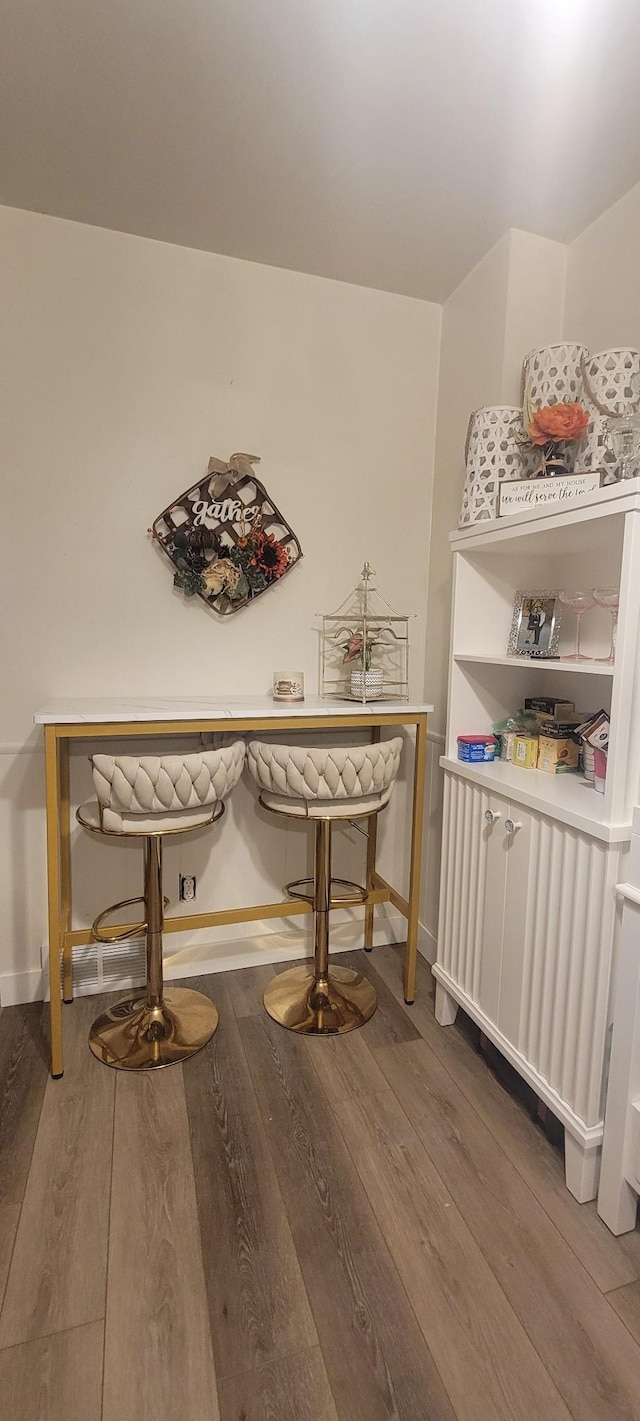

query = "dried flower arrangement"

[526,401,590,477]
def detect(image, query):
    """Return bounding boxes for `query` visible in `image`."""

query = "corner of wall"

[563,178,640,348]
[500,229,568,403]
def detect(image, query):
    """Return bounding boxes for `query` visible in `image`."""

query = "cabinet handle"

[484,809,501,825]
[505,818,521,834]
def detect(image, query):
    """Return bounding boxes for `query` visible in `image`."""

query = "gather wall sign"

[151,452,303,616]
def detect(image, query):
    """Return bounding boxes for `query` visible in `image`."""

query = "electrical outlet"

[179,874,196,903]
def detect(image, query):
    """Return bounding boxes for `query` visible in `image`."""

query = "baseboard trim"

[0,968,45,1006]
[418,920,437,964]
[6,908,411,1005]
[4,911,436,1008]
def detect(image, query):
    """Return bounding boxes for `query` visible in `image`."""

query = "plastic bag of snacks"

[492,711,538,763]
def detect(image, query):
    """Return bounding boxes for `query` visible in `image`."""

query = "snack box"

[582,711,610,752]
[524,696,575,727]
[537,721,580,775]
[457,735,496,763]
[512,734,538,769]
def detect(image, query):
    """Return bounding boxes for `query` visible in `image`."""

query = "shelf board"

[450,477,640,550]
[440,755,630,843]
[454,654,614,676]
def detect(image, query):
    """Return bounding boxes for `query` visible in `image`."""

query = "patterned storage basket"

[581,348,640,417]
[575,350,640,482]
[522,343,589,418]
[459,406,533,526]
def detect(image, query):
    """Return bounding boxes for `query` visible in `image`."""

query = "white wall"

[0,205,441,1001]
[564,179,640,350]
[421,229,566,953]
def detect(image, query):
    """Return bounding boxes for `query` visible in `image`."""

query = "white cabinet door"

[438,772,506,1009]
[437,772,618,1131]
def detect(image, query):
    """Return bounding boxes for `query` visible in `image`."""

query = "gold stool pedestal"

[89,986,219,1070]
[264,962,376,1035]
[86,833,220,1070]
[263,815,377,1035]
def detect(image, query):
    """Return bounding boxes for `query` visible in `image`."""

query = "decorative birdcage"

[319,563,410,703]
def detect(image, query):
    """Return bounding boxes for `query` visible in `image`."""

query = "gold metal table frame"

[42,706,428,1077]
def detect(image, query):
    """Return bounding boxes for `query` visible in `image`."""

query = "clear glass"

[559,590,595,662]
[592,587,619,665]
[607,414,640,480]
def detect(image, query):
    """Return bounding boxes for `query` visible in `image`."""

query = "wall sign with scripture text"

[499,471,601,517]
[151,453,303,615]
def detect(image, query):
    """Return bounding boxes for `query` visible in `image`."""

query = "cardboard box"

[513,735,538,769]
[538,722,580,774]
[582,711,610,752]
[524,697,575,722]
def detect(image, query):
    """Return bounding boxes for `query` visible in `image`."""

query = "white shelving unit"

[435,482,640,1202]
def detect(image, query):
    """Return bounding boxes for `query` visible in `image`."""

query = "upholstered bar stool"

[247,737,403,1034]
[77,743,245,1069]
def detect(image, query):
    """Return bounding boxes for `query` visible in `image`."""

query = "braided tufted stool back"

[247,738,403,1034]
[76,742,245,1069]
[247,739,402,817]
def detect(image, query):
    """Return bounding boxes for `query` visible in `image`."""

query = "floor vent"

[59,938,146,996]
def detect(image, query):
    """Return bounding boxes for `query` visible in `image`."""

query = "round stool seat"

[259,790,391,819]
[77,798,221,836]
[247,737,403,1036]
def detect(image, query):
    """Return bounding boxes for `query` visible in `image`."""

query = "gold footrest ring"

[91,894,170,944]
[88,986,219,1070]
[284,876,367,908]
[263,964,377,1035]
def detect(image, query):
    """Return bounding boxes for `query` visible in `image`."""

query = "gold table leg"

[45,727,64,1078]
[59,738,73,1003]
[404,714,428,1005]
[364,726,381,952]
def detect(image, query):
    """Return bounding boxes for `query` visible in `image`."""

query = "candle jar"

[272,672,305,703]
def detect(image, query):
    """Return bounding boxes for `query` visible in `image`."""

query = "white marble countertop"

[34,695,433,725]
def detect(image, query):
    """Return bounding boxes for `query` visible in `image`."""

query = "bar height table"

[34,696,432,1076]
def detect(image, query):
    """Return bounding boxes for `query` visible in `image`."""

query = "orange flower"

[250,532,288,580]
[528,402,590,446]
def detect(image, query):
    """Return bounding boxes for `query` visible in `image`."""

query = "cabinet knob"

[484,809,501,825]
[505,818,521,834]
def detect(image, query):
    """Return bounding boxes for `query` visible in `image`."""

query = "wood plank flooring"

[1,947,640,1420]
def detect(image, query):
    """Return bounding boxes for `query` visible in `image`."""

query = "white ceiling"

[2,0,640,301]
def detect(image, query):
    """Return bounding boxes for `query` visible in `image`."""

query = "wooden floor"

[2,947,640,1421]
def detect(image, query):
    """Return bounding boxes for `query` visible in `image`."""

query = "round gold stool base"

[263,964,377,1035]
[88,986,219,1070]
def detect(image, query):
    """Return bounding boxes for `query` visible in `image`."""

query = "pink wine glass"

[559,591,595,661]
[593,587,619,664]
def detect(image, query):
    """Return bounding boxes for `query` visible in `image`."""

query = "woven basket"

[522,343,589,421]
[459,406,533,526]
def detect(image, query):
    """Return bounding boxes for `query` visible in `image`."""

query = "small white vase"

[350,668,384,700]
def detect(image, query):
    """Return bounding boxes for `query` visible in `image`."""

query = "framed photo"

[507,590,562,658]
